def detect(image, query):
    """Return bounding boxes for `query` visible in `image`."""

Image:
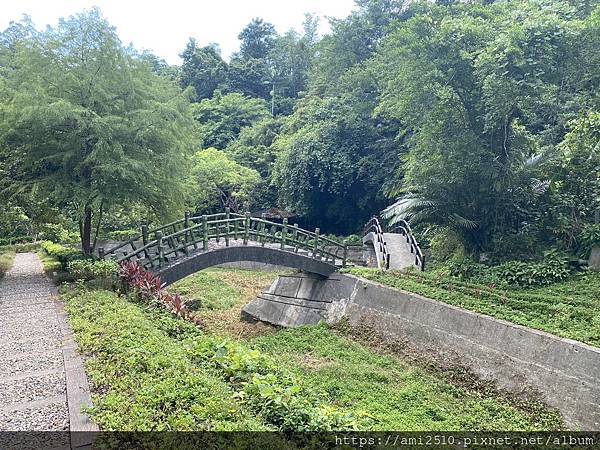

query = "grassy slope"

[170,269,280,337]
[62,285,268,431]
[0,251,15,278]
[252,325,561,430]
[347,268,600,348]
[63,269,564,431]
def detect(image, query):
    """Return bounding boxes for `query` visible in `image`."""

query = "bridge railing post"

[293,224,299,253]
[260,213,266,246]
[225,207,230,247]
[281,218,288,250]
[141,224,151,260]
[141,224,149,246]
[202,215,208,251]
[156,231,164,268]
[183,211,190,255]
[313,227,320,259]
[244,212,250,245]
[343,244,348,268]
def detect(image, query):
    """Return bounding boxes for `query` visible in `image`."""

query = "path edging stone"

[52,286,99,444]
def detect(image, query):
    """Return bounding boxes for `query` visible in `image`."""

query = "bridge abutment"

[242,272,357,327]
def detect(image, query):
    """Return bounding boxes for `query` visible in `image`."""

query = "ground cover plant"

[0,250,15,278]
[62,269,564,431]
[347,268,600,347]
[62,284,360,431]
[62,285,266,431]
[251,325,563,431]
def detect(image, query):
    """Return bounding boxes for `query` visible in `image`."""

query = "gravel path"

[0,253,71,431]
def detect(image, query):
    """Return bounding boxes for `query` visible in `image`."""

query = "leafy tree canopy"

[0,8,197,253]
[187,148,261,214]
[180,39,229,101]
[377,0,600,251]
[193,91,270,149]
[237,18,277,60]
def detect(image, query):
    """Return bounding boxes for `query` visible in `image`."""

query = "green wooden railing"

[100,209,348,270]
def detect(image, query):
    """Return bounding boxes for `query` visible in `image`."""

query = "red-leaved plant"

[117,261,203,327]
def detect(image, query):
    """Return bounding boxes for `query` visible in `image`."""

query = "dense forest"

[0,0,599,265]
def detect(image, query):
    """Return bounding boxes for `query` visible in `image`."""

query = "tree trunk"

[81,205,93,256]
[92,201,104,253]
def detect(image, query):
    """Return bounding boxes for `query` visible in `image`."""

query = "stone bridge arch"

[156,246,337,286]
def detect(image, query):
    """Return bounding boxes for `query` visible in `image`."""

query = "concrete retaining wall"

[243,273,600,430]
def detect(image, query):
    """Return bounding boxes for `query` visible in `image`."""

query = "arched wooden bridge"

[100,210,349,285]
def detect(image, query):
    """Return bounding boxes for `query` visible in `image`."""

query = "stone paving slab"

[0,313,58,329]
[0,287,56,297]
[0,303,55,316]
[0,335,63,355]
[0,371,66,405]
[1,323,61,343]
[0,398,69,431]
[0,252,97,434]
[0,350,64,378]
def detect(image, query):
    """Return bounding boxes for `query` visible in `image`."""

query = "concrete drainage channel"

[242,272,600,430]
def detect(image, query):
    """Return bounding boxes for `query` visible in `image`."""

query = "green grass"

[37,249,62,273]
[62,269,564,431]
[347,268,600,347]
[169,269,277,311]
[62,285,268,431]
[251,325,562,431]
[0,251,15,278]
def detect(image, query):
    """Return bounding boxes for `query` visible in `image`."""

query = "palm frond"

[381,195,437,222]
[448,213,479,230]
[530,178,550,195]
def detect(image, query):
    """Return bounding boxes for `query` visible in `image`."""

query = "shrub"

[191,340,360,431]
[0,251,15,278]
[38,223,78,244]
[429,229,465,262]
[448,250,571,287]
[41,241,82,269]
[106,229,139,241]
[487,232,540,263]
[493,250,571,287]
[67,259,118,281]
[0,235,34,246]
[447,256,485,281]
[0,242,42,253]
[320,234,362,246]
[117,261,204,326]
[579,224,600,258]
